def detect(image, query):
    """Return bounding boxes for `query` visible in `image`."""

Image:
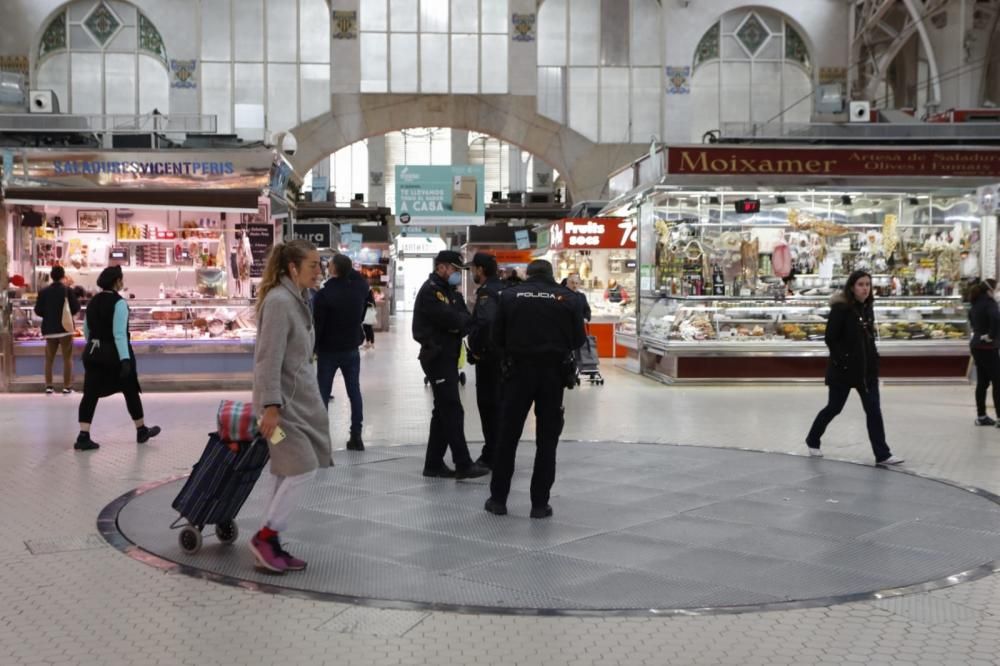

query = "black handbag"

[82,339,119,368]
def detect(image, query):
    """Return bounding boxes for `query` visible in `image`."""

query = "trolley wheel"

[459,372,467,386]
[215,520,239,545]
[179,526,203,554]
[599,379,605,386]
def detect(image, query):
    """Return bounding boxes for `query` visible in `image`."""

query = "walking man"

[314,253,370,451]
[485,260,585,518]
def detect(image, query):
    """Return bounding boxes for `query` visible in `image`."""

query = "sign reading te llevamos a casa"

[395,165,485,226]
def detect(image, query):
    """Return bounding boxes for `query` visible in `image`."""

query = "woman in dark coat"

[74,266,160,451]
[805,270,903,465]
[969,279,1000,426]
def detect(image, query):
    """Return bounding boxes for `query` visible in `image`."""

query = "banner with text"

[394,165,486,226]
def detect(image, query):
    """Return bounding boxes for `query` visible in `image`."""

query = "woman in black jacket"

[805,270,903,465]
[969,279,1000,426]
[75,266,160,451]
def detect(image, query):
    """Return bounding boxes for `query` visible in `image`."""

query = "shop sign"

[490,250,535,265]
[244,224,274,279]
[2,149,277,190]
[666,146,1000,178]
[548,218,637,250]
[514,229,531,250]
[291,222,333,247]
[394,165,486,226]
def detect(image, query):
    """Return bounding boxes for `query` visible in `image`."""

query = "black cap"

[465,252,498,271]
[434,250,465,269]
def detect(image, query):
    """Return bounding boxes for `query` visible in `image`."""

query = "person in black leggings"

[74,266,160,451]
[969,279,1000,426]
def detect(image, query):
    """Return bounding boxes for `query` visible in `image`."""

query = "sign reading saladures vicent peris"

[245,224,273,278]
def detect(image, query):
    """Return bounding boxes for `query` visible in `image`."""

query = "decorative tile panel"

[332,10,358,39]
[83,2,122,47]
[139,12,167,61]
[666,66,690,95]
[39,12,67,58]
[0,55,30,77]
[170,59,197,89]
[693,22,719,69]
[512,13,536,42]
[736,13,769,56]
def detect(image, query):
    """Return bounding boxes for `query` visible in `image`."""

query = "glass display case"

[638,295,972,383]
[6,298,256,391]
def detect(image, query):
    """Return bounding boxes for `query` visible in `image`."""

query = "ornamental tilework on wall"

[170,59,197,89]
[83,2,122,47]
[139,12,167,61]
[512,14,536,42]
[666,66,690,95]
[332,11,358,39]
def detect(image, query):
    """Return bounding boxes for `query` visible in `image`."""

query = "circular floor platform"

[102,442,1000,615]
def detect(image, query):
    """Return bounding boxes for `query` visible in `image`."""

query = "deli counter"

[638,295,971,383]
[5,296,256,391]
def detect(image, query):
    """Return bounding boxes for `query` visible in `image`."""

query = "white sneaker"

[878,456,905,466]
[807,447,823,458]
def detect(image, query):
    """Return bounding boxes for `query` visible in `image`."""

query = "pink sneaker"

[274,541,307,571]
[249,533,287,573]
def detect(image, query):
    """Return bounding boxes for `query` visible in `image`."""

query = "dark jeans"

[78,388,143,424]
[971,348,1000,417]
[806,379,891,461]
[317,349,363,436]
[420,355,473,471]
[474,358,502,465]
[490,357,566,508]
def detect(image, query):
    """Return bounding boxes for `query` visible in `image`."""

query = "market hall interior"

[5,0,1000,663]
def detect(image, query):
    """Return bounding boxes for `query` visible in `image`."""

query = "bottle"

[712,265,725,295]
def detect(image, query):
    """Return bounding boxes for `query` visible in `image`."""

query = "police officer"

[465,252,504,469]
[412,250,490,480]
[485,259,585,518]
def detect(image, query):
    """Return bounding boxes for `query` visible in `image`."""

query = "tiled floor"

[5,320,1000,664]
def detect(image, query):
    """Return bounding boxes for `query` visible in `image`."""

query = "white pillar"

[451,130,469,165]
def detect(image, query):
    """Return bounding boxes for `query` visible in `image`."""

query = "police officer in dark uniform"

[465,252,504,469]
[412,250,490,480]
[485,259,585,518]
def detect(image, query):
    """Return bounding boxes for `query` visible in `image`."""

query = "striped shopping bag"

[216,400,257,444]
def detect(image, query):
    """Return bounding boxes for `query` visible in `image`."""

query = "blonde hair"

[256,239,316,317]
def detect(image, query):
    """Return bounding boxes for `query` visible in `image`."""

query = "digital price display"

[734,199,761,214]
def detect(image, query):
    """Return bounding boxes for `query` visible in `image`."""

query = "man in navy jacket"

[314,253,370,450]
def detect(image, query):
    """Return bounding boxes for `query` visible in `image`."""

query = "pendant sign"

[548,218,637,250]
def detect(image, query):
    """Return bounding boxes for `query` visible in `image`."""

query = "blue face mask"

[447,271,462,287]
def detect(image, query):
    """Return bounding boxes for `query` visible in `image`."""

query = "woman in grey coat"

[250,239,332,574]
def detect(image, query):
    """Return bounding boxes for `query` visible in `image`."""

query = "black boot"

[74,432,100,451]
[137,425,161,444]
[346,433,365,451]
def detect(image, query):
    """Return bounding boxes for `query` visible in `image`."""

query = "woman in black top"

[75,265,160,451]
[968,279,1000,426]
[806,270,903,465]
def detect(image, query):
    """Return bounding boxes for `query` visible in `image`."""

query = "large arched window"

[690,8,813,140]
[35,1,169,116]
[359,0,509,94]
[536,0,661,143]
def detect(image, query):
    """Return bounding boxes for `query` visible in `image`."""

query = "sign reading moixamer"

[666,147,1000,178]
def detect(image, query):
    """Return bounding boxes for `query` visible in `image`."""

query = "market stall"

[603,144,1000,383]
[461,225,536,302]
[543,217,636,358]
[0,148,301,392]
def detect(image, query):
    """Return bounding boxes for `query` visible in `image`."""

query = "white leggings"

[261,469,316,533]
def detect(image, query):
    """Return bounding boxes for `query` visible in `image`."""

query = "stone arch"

[287,93,648,202]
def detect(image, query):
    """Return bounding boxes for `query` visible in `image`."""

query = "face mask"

[448,271,462,286]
